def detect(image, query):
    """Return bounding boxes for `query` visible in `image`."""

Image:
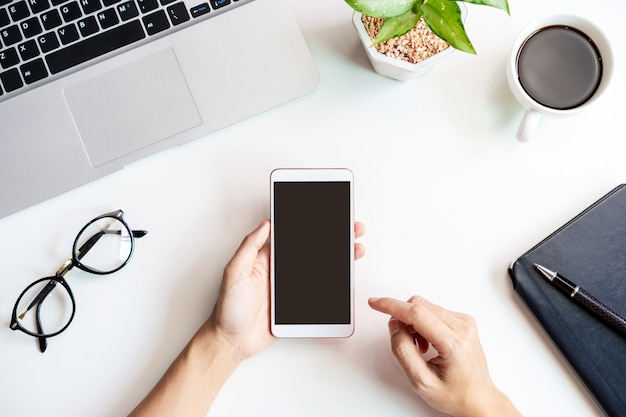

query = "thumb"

[229,219,270,266]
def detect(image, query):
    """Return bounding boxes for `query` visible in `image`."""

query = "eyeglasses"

[10,210,147,352]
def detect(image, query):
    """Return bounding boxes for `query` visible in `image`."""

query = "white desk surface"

[1,0,624,415]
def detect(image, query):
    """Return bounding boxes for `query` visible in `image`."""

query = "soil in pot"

[361,15,450,64]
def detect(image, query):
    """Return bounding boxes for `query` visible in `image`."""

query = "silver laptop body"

[0,0,319,218]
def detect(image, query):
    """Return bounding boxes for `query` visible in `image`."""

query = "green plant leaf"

[373,9,422,44]
[345,0,417,18]
[457,0,509,14]
[421,0,476,54]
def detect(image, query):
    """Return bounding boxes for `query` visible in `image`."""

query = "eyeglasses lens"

[16,278,73,337]
[74,217,133,273]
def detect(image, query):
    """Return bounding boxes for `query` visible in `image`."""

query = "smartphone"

[270,168,355,338]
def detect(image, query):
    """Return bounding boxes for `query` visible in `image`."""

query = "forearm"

[128,320,240,417]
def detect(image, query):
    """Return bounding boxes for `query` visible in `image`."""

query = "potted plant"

[346,0,510,81]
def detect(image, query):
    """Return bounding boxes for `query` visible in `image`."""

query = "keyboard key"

[77,15,98,36]
[0,47,19,69]
[0,67,23,92]
[20,16,43,38]
[79,0,102,14]
[27,0,51,14]
[51,0,71,6]
[37,31,60,52]
[159,0,175,6]
[142,9,168,35]
[190,3,210,18]
[210,0,229,9]
[117,1,139,21]
[46,20,145,74]
[17,39,39,60]
[40,9,63,30]
[96,8,118,29]
[1,25,23,46]
[9,1,31,22]
[20,57,47,83]
[0,9,10,28]
[166,2,189,25]
[137,0,157,13]
[102,0,119,6]
[57,23,79,44]
[60,1,82,22]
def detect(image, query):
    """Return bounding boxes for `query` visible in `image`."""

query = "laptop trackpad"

[63,48,202,167]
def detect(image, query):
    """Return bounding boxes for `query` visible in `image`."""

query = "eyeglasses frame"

[10,209,147,352]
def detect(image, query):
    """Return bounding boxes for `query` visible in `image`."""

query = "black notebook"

[509,185,626,417]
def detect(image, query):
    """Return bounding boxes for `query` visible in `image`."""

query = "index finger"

[368,296,454,350]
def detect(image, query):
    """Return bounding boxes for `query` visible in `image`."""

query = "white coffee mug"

[507,14,613,142]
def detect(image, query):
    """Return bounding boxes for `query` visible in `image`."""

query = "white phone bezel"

[270,168,355,338]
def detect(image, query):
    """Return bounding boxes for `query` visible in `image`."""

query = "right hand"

[368,296,522,417]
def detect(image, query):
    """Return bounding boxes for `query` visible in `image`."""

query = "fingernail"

[388,318,400,335]
[368,297,380,304]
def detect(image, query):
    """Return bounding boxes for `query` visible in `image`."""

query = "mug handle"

[516,109,542,142]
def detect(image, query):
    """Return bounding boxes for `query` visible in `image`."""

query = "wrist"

[460,387,522,417]
[195,318,244,369]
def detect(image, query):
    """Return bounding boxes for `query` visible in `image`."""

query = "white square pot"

[352,11,461,82]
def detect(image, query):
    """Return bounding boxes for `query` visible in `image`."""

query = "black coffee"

[516,25,602,110]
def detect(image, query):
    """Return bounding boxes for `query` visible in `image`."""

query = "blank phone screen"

[273,181,351,324]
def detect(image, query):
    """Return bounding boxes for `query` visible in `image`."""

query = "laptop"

[0,0,319,218]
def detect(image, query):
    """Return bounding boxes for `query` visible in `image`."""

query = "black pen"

[534,264,626,337]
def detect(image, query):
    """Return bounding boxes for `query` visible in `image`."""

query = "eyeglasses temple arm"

[12,279,56,352]
[35,301,48,353]
[74,229,147,261]
[21,279,57,316]
[75,231,105,260]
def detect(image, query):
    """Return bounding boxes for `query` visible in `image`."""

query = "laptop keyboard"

[0,0,245,100]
